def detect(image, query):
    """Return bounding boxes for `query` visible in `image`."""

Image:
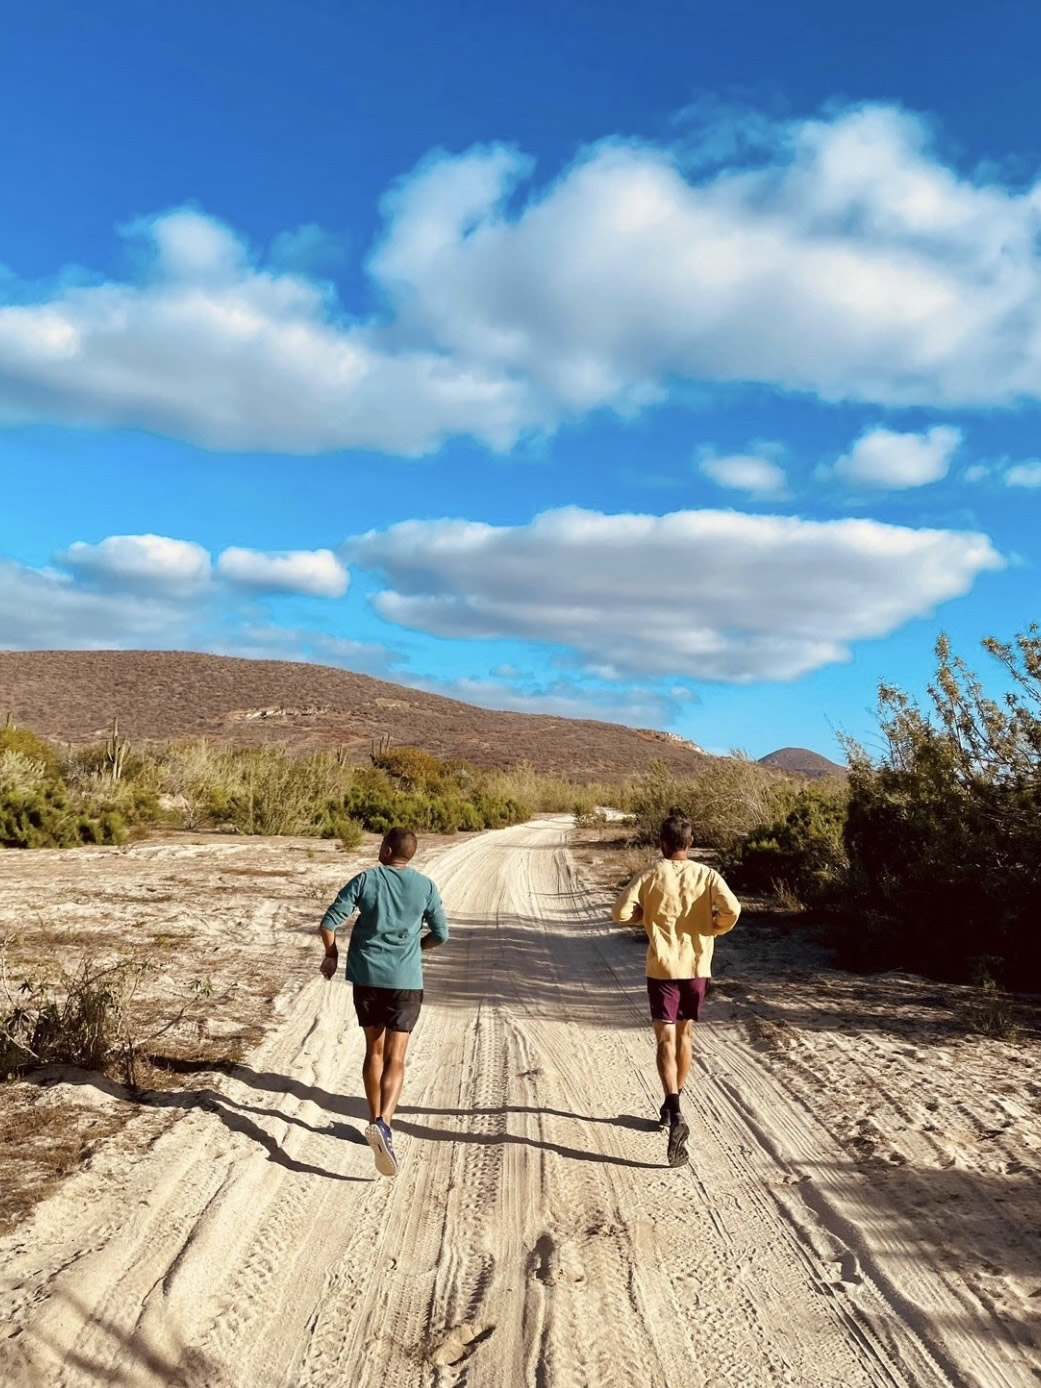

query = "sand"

[1,818,1039,1386]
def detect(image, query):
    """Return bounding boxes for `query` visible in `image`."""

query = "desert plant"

[1,939,214,1088]
[629,754,789,852]
[837,630,1041,986]
[0,750,49,797]
[725,782,849,907]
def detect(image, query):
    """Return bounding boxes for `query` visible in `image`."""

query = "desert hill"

[759,746,847,779]
[0,650,710,779]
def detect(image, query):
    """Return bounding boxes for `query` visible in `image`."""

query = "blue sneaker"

[365,1119,399,1178]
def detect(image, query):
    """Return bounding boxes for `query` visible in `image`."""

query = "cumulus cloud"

[54,532,349,600]
[0,560,190,649]
[698,446,788,497]
[349,506,1003,682]
[59,534,212,592]
[216,546,349,597]
[833,424,962,489]
[0,209,529,455]
[1005,461,1041,488]
[2,105,1041,453]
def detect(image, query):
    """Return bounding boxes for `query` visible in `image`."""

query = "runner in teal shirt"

[318,827,449,1178]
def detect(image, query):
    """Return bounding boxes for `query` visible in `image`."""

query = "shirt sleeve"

[423,882,450,944]
[320,872,366,933]
[612,870,645,924]
[708,871,741,936]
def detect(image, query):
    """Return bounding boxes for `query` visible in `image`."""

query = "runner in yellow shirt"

[612,814,741,1167]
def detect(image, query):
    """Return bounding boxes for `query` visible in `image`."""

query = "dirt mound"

[0,649,711,778]
[758,746,847,779]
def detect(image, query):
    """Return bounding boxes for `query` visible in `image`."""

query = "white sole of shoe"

[365,1123,398,1178]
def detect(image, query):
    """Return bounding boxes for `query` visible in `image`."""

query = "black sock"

[664,1092,681,1119]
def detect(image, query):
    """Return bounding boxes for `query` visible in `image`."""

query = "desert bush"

[371,744,451,792]
[0,783,127,848]
[0,721,63,779]
[1,943,213,1087]
[725,782,849,907]
[322,815,365,850]
[629,754,789,852]
[198,746,353,836]
[836,630,1041,987]
[0,749,49,796]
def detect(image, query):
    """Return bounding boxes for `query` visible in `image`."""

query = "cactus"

[105,717,129,781]
[370,733,391,764]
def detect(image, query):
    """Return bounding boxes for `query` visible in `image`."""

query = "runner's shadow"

[234,1066,664,1170]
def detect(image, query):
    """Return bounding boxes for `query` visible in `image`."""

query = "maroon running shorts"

[647,977,707,1023]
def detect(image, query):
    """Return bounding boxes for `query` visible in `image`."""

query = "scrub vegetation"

[0,721,622,849]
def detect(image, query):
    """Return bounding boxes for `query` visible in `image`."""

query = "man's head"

[380,827,418,864]
[659,814,693,858]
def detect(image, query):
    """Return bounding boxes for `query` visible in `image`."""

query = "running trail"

[0,820,1032,1387]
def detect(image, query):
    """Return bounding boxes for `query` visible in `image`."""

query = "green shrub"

[835,630,1041,987]
[0,723,63,779]
[322,815,365,850]
[726,783,848,907]
[629,755,790,852]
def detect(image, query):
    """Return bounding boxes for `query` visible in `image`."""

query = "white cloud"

[349,506,1003,683]
[698,447,788,497]
[1,105,1041,453]
[404,673,681,727]
[0,209,529,456]
[1005,460,1041,488]
[833,424,962,489]
[216,546,349,597]
[59,534,212,592]
[0,560,190,649]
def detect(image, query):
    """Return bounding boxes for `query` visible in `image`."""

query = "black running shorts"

[352,985,423,1033]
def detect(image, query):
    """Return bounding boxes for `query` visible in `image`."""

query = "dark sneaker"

[657,1103,670,1131]
[365,1120,398,1178]
[667,1115,690,1168]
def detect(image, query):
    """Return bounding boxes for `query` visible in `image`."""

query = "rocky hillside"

[0,650,710,779]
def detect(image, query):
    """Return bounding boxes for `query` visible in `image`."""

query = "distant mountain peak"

[758,746,847,779]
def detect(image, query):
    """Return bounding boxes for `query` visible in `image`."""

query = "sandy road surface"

[0,819,1036,1387]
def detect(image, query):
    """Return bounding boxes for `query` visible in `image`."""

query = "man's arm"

[421,883,449,952]
[318,874,364,979]
[708,871,741,936]
[612,871,645,925]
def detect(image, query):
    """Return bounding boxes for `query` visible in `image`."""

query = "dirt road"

[1,820,1036,1386]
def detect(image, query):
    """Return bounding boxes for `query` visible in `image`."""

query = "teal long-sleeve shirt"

[320,864,449,990]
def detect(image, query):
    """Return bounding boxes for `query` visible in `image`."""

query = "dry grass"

[0,650,709,780]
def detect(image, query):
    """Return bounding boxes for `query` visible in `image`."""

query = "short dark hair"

[659,815,693,854]
[383,827,418,860]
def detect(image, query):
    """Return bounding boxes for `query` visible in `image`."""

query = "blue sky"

[2,0,1040,758]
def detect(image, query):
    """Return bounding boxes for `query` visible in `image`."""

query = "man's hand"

[420,934,441,952]
[320,949,339,980]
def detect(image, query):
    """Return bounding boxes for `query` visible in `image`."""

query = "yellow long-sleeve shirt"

[612,857,741,980]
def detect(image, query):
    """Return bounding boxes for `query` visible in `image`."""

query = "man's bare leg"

[676,1019,694,1093]
[362,1025,386,1122]
[379,1029,411,1126]
[653,1020,679,1095]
